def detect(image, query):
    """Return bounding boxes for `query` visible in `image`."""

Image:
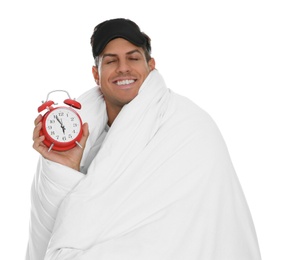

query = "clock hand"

[60,118,66,134]
[55,115,66,134]
[55,115,62,125]
[61,120,66,134]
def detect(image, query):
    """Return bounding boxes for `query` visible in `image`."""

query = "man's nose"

[116,60,131,74]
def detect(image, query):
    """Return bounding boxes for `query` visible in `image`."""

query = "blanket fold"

[42,70,260,259]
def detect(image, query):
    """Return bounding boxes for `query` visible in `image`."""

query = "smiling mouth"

[115,79,136,86]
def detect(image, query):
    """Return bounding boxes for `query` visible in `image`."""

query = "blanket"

[27,70,261,260]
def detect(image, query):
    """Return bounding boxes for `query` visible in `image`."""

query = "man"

[27,18,261,259]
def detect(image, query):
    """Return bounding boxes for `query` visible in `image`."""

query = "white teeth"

[116,79,134,86]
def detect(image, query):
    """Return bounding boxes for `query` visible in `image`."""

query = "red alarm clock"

[38,90,83,152]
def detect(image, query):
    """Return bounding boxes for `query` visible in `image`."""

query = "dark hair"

[90,18,152,66]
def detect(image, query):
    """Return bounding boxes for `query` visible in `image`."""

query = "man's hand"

[32,114,89,171]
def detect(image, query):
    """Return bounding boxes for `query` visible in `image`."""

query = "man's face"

[92,38,155,112]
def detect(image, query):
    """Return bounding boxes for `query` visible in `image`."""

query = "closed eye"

[102,54,118,65]
[106,60,117,64]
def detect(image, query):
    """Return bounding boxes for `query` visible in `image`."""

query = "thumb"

[79,122,89,148]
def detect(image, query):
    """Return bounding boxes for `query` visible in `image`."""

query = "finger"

[79,123,89,148]
[32,121,42,141]
[32,135,45,152]
[34,114,42,126]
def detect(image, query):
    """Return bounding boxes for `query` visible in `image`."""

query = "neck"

[106,103,123,126]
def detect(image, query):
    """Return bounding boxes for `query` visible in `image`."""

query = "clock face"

[43,107,82,145]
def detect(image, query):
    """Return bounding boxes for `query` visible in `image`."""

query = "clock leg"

[48,143,54,152]
[76,141,83,149]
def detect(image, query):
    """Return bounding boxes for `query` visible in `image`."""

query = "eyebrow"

[102,49,143,59]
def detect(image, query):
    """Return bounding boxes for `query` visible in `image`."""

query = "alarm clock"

[38,90,83,152]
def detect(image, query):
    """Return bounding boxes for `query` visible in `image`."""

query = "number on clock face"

[45,107,81,142]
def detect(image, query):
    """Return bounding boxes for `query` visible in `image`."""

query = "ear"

[148,58,156,71]
[92,66,100,85]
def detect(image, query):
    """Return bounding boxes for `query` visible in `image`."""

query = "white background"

[0,0,282,259]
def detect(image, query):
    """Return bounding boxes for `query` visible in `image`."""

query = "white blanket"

[27,70,261,259]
